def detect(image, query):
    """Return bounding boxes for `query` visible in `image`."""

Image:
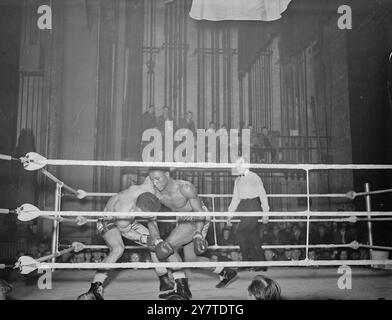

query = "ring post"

[364,183,374,258]
[212,196,218,247]
[51,183,62,264]
[305,169,310,259]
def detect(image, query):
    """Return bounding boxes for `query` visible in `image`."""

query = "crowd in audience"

[213,220,370,264]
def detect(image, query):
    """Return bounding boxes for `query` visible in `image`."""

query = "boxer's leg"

[121,222,167,276]
[78,225,124,300]
[165,223,195,249]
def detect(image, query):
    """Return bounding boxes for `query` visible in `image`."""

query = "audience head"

[247,275,281,300]
[264,249,276,261]
[148,105,155,114]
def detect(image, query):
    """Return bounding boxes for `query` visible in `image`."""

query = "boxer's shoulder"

[177,180,197,199]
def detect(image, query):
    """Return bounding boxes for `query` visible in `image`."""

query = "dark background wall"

[0,0,22,210]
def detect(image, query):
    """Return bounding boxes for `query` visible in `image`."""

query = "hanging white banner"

[189,0,292,21]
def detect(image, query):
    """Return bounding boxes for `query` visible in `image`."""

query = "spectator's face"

[340,250,348,260]
[187,112,193,120]
[93,252,101,261]
[265,250,275,261]
[230,251,240,261]
[359,249,368,260]
[131,253,140,262]
[149,170,170,191]
[76,253,85,263]
[284,250,292,260]
[223,230,230,240]
[318,226,326,235]
[209,122,216,130]
[163,107,169,116]
[211,255,218,262]
[84,252,92,262]
[332,222,338,230]
[291,249,301,260]
[351,251,359,260]
[309,250,316,260]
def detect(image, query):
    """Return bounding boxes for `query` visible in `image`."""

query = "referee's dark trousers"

[235,198,266,262]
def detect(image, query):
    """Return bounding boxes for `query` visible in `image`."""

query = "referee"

[227,159,269,271]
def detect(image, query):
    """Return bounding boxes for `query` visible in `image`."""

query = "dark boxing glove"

[155,240,174,260]
[193,231,208,255]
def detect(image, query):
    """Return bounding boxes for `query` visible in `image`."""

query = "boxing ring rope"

[2,152,392,272]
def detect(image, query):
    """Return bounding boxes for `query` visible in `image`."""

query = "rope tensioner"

[15,242,85,274]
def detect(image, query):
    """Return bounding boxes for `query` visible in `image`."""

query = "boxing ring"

[1,152,392,299]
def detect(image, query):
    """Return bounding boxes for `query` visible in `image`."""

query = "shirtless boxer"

[147,168,238,300]
[77,181,174,300]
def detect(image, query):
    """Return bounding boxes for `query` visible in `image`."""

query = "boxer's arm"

[180,182,205,233]
[147,220,161,240]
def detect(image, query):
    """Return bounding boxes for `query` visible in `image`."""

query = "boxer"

[77,181,174,300]
[147,168,238,300]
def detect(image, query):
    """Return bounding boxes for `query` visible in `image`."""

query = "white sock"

[213,267,224,274]
[93,272,108,284]
[172,271,186,280]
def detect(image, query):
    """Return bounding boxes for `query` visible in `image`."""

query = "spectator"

[334,224,347,244]
[38,241,49,257]
[229,250,241,262]
[248,124,262,162]
[264,249,276,262]
[207,121,216,133]
[180,111,196,136]
[291,249,302,261]
[84,250,92,263]
[311,225,331,244]
[258,225,272,244]
[141,105,157,133]
[259,127,278,162]
[157,106,173,134]
[291,225,305,245]
[331,222,341,244]
[339,249,349,260]
[247,275,281,300]
[92,251,102,263]
[359,248,369,260]
[0,280,12,300]
[28,245,40,259]
[220,124,228,131]
[280,250,292,261]
[130,252,141,263]
[219,227,235,246]
[270,225,282,245]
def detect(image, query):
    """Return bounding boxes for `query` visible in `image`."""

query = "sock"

[93,272,108,285]
[213,267,224,274]
[172,271,186,280]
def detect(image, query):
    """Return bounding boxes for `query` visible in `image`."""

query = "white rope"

[72,242,364,251]
[32,158,392,170]
[83,192,347,198]
[27,210,392,218]
[30,259,392,270]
